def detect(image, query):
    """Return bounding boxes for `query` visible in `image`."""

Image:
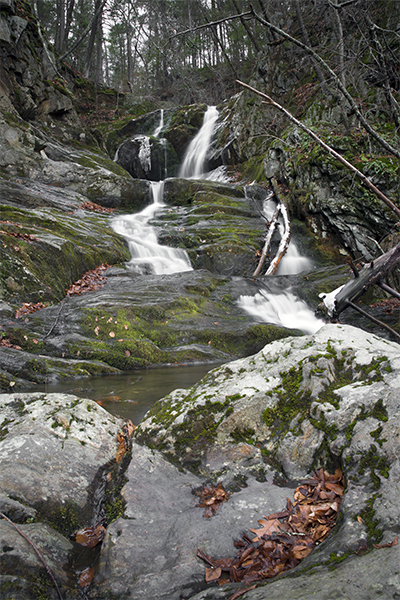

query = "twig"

[43,301,65,340]
[345,301,400,340]
[168,11,253,41]
[236,80,400,220]
[0,512,64,600]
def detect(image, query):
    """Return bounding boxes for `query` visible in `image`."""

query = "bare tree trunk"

[55,0,66,54]
[294,0,328,92]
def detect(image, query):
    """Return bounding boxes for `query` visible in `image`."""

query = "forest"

[35,0,400,112]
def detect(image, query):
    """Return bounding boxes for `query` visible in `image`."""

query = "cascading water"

[238,187,324,333]
[238,290,323,334]
[153,109,164,137]
[179,106,219,178]
[111,181,192,275]
[112,105,322,333]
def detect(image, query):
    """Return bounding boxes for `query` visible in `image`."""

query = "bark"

[236,80,400,220]
[57,0,108,66]
[330,241,400,317]
[252,204,281,276]
[264,192,291,276]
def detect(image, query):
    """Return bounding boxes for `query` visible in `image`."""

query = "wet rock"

[90,323,400,600]
[115,135,179,181]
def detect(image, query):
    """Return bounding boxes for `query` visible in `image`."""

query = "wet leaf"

[73,524,106,548]
[65,264,110,297]
[79,566,95,587]
[116,420,136,463]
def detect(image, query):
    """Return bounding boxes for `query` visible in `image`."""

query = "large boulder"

[91,323,400,599]
[0,392,123,599]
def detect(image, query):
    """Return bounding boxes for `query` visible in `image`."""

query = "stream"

[29,107,324,422]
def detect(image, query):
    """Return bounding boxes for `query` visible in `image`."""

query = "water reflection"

[31,363,221,424]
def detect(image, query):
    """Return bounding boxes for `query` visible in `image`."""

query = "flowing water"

[106,107,323,419]
[111,181,192,275]
[179,106,219,178]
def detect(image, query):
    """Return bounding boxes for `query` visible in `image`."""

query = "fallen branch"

[252,203,281,276]
[0,512,64,600]
[328,241,400,316]
[265,180,291,275]
[236,80,400,220]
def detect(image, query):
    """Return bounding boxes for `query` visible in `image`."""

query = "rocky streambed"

[1,324,400,600]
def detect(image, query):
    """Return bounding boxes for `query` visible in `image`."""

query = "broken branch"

[236,79,400,220]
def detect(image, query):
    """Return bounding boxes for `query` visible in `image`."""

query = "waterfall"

[238,289,323,335]
[153,109,164,137]
[111,181,192,275]
[179,106,219,178]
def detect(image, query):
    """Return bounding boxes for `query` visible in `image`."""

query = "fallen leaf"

[374,536,398,549]
[79,566,95,587]
[205,567,222,582]
[109,331,115,338]
[73,524,106,548]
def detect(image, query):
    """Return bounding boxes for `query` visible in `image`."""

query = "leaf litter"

[197,468,345,594]
[195,483,230,518]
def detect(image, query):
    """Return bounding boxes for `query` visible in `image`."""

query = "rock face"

[2,325,400,600]
[90,323,400,600]
[0,392,122,599]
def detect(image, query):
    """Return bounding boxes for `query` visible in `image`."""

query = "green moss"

[230,427,256,444]
[34,500,83,538]
[358,444,390,490]
[262,366,312,435]
[358,495,383,543]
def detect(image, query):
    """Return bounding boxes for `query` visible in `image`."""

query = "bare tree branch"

[168,11,253,42]
[236,79,400,220]
[249,6,400,160]
[57,0,109,65]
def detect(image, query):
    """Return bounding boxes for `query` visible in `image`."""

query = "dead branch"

[248,6,400,161]
[0,512,64,600]
[236,80,400,220]
[168,11,253,42]
[332,241,400,315]
[253,203,281,276]
[265,194,291,276]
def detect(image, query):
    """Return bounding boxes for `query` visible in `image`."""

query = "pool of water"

[28,363,222,423]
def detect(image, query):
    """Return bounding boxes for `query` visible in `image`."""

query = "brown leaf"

[205,567,222,582]
[79,566,95,587]
[250,518,283,540]
[73,524,106,548]
[116,420,136,463]
[374,536,398,549]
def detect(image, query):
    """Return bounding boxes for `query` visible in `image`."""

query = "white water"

[154,109,164,137]
[111,181,192,275]
[112,105,322,333]
[179,106,219,178]
[238,289,323,334]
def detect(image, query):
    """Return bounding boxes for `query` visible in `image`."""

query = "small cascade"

[276,242,313,275]
[111,181,192,275]
[179,106,219,178]
[238,289,323,335]
[153,109,164,137]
